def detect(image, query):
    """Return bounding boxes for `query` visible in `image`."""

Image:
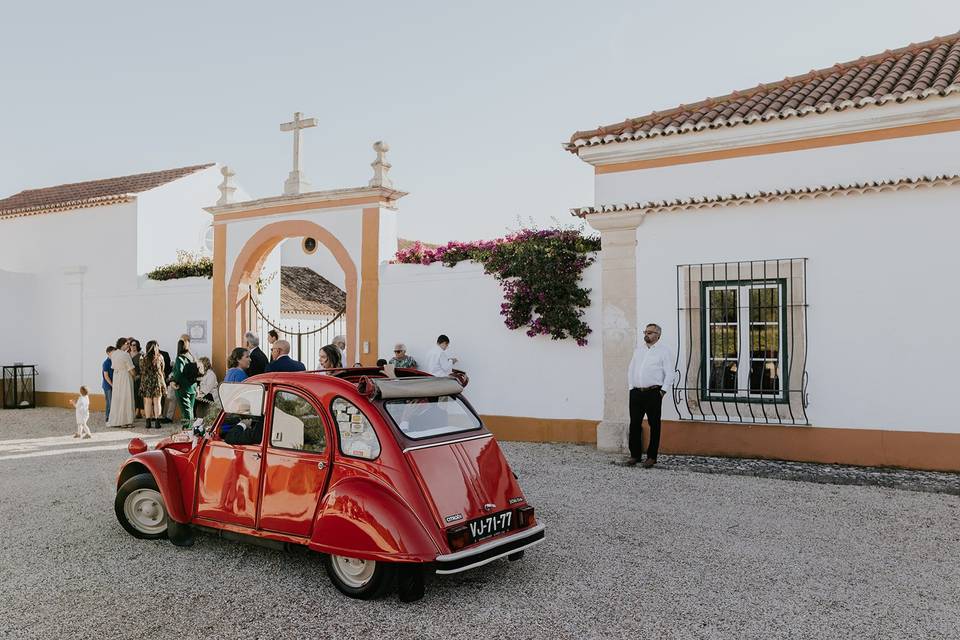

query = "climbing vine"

[395,229,601,345]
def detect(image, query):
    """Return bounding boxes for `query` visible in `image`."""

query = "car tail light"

[517,506,535,528]
[127,438,148,455]
[446,525,471,551]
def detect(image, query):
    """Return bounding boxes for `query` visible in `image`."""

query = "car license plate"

[468,510,512,542]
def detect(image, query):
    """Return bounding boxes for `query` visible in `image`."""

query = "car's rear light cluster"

[446,525,471,551]
[517,506,535,528]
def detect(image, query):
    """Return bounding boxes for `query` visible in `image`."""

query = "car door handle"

[253,453,262,460]
[317,461,326,470]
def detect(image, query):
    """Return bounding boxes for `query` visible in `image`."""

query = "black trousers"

[628,387,663,460]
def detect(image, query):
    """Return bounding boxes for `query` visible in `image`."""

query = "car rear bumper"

[434,523,546,574]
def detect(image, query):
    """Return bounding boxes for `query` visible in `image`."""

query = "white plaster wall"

[597,130,960,206]
[378,260,603,420]
[379,209,399,264]
[223,206,365,281]
[0,269,40,367]
[136,165,222,274]
[0,202,139,289]
[630,185,960,433]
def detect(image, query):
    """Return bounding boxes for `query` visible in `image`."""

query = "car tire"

[115,473,169,540]
[397,565,426,603]
[325,554,396,600]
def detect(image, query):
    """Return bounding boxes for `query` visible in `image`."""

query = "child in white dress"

[70,386,92,439]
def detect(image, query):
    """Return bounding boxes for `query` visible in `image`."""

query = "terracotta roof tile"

[568,32,960,151]
[280,266,346,317]
[0,163,215,218]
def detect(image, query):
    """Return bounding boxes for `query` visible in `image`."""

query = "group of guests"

[101,334,211,429]
[377,335,459,377]
[220,330,349,383]
[218,331,461,385]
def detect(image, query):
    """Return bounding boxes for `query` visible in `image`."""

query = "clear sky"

[2,1,958,244]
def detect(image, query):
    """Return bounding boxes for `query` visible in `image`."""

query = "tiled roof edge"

[567,83,960,150]
[0,195,135,220]
[570,173,960,217]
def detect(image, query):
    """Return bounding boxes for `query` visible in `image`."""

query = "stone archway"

[224,219,358,370]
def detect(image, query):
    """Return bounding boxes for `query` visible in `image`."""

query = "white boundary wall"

[379,260,602,420]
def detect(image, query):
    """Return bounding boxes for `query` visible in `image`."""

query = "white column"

[586,212,644,453]
[63,266,87,391]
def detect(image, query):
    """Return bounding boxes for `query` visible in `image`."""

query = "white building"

[568,32,960,471]
[0,163,223,409]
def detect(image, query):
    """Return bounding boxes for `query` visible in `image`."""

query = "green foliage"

[147,250,213,281]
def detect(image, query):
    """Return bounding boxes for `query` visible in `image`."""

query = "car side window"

[270,390,325,453]
[331,397,381,460]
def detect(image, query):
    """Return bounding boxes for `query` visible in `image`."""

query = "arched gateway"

[206,134,406,375]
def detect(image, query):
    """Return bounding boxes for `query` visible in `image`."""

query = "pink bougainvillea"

[395,229,601,345]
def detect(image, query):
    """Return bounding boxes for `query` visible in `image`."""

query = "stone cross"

[368,141,393,189]
[280,111,318,195]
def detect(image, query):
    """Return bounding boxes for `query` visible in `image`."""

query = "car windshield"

[384,396,482,440]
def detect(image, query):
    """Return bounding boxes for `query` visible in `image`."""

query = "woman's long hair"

[177,339,190,356]
[228,348,248,369]
[144,341,161,372]
[320,344,342,369]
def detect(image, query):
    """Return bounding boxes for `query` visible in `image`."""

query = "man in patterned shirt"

[389,343,418,369]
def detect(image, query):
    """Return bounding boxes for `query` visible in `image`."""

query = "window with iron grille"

[675,259,809,425]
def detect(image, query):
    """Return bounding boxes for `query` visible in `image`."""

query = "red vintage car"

[114,368,544,602]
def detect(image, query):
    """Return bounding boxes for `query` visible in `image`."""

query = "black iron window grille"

[674,259,809,425]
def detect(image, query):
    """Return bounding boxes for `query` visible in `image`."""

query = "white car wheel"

[123,488,168,535]
[330,555,377,588]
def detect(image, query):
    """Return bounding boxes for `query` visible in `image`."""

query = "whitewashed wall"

[622,174,959,434]
[378,260,602,420]
[136,165,222,274]
[0,201,139,289]
[0,269,40,369]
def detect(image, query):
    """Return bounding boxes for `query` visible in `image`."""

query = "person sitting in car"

[221,397,263,445]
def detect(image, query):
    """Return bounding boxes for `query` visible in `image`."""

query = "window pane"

[708,360,738,392]
[332,397,381,460]
[749,325,779,359]
[271,391,325,453]
[709,289,738,322]
[749,286,779,322]
[749,361,780,394]
[709,326,738,358]
[385,396,482,440]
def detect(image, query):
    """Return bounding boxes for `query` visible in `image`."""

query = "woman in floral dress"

[140,340,166,429]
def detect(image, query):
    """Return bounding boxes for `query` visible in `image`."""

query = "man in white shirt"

[425,334,458,377]
[623,323,673,468]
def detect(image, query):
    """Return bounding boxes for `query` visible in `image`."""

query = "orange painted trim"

[212,223,227,378]
[213,195,385,222]
[657,420,960,473]
[595,117,960,174]
[358,208,380,366]
[482,415,599,444]
[226,220,358,367]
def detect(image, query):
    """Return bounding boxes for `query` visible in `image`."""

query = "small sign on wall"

[187,320,207,344]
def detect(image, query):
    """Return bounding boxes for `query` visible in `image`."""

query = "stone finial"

[217,165,237,205]
[368,140,393,189]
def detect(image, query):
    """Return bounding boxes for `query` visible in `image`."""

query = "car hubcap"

[124,488,167,534]
[331,555,376,588]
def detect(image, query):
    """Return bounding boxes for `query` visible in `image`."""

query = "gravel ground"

[0,424,958,640]
[0,407,186,440]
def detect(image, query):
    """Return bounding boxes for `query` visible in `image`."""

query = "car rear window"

[384,396,482,440]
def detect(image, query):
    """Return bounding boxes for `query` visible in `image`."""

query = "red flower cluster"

[394,229,600,345]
